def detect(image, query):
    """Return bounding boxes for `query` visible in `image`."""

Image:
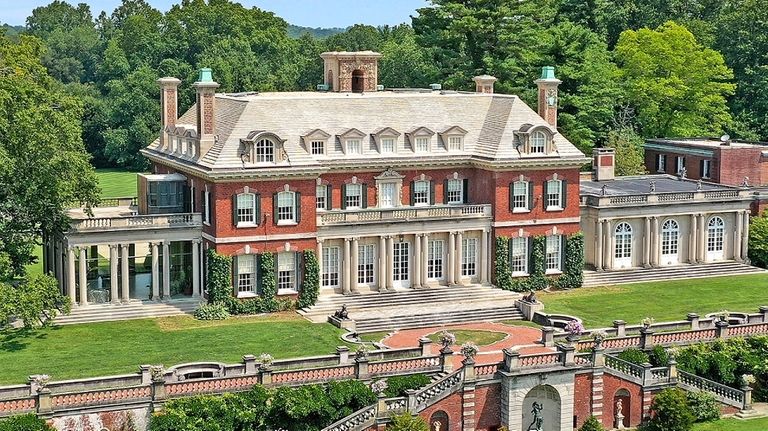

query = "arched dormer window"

[240,131,286,164]
[531,131,546,154]
[256,138,274,163]
[515,125,555,156]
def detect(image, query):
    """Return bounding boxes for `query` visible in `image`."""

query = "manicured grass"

[95,168,142,198]
[500,319,542,328]
[0,314,348,385]
[25,244,43,277]
[427,329,507,346]
[359,331,391,343]
[540,274,768,328]
[693,417,768,431]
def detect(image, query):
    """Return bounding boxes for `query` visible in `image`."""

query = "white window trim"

[446,179,463,205]
[512,181,529,213]
[346,139,363,155]
[322,246,340,288]
[236,192,258,228]
[381,137,397,154]
[530,131,547,154]
[545,235,562,275]
[276,191,297,226]
[414,136,430,153]
[545,180,563,211]
[277,252,298,295]
[345,183,363,209]
[413,180,430,206]
[702,159,711,179]
[310,140,326,156]
[203,190,211,226]
[377,180,400,208]
[236,255,257,298]
[316,185,327,211]
[461,238,478,277]
[658,154,666,172]
[510,237,528,276]
[447,135,463,151]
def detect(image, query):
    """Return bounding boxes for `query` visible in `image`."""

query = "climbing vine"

[494,233,585,292]
[557,233,585,289]
[259,252,278,312]
[206,249,232,305]
[494,236,513,291]
[298,250,320,308]
[526,235,548,291]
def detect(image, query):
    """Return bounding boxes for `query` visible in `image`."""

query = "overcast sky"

[0,0,429,27]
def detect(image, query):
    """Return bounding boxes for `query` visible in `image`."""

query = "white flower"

[438,330,456,347]
[370,379,388,395]
[259,353,274,367]
[460,342,479,359]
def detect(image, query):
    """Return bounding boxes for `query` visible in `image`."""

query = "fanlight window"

[255,139,275,163]
[707,216,725,252]
[614,222,632,259]
[661,219,679,256]
[531,131,547,154]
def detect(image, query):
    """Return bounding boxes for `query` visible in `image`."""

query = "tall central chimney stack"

[158,77,181,150]
[535,66,562,128]
[192,68,220,157]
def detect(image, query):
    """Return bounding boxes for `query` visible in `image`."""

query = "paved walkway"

[379,322,553,367]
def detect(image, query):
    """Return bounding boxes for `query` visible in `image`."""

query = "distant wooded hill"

[287,24,345,39]
[1,24,24,38]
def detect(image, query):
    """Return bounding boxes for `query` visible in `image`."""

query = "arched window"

[531,131,547,154]
[255,138,275,163]
[707,216,725,254]
[614,222,632,263]
[661,219,679,257]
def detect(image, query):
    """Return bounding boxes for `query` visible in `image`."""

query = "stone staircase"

[299,284,524,333]
[583,261,767,288]
[54,298,201,325]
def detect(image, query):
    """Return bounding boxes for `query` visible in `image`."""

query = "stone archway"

[351,69,365,92]
[522,385,561,431]
[429,410,449,431]
[613,388,631,428]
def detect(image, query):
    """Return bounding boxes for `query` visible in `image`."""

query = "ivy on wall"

[494,233,585,292]
[206,249,232,305]
[494,236,513,291]
[557,232,585,289]
[259,252,278,312]
[297,250,320,309]
[527,236,548,291]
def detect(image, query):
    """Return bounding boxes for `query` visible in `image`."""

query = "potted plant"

[438,330,456,349]
[641,317,655,329]
[460,342,479,359]
[370,379,388,397]
[591,330,608,348]
[564,320,585,342]
[355,344,369,360]
[716,310,729,322]
[258,353,274,370]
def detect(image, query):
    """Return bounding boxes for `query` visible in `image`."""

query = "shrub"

[649,345,670,367]
[494,236,513,290]
[386,413,429,431]
[618,348,650,365]
[206,250,232,305]
[0,414,54,431]
[578,415,606,431]
[642,388,694,431]
[193,303,230,320]
[686,391,720,423]
[297,250,320,308]
[384,374,431,398]
[259,253,278,312]
[557,232,585,289]
[276,297,295,312]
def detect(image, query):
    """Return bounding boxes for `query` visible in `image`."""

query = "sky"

[0,0,429,27]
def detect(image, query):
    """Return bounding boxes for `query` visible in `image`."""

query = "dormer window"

[241,131,285,164]
[531,131,546,154]
[338,128,366,156]
[439,126,468,152]
[372,127,401,155]
[415,137,429,152]
[515,125,554,156]
[302,129,331,157]
[256,139,275,162]
[347,139,362,155]
[407,127,435,153]
[310,140,325,155]
[448,136,463,150]
[382,138,396,153]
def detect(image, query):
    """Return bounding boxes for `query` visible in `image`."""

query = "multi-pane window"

[237,256,256,294]
[357,244,376,284]
[311,140,325,155]
[512,181,528,211]
[461,238,477,277]
[345,184,362,208]
[382,138,395,153]
[256,139,275,163]
[277,252,296,292]
[448,136,463,150]
[447,179,463,204]
[702,160,711,178]
[545,235,562,272]
[413,180,430,205]
[379,182,396,208]
[614,223,632,260]
[510,237,528,275]
[546,180,563,209]
[237,193,257,225]
[347,139,362,155]
[203,190,211,224]
[676,156,685,174]
[415,137,429,152]
[277,191,296,224]
[661,219,679,257]
[322,247,340,288]
[316,185,327,210]
[531,131,546,154]
[707,217,725,252]
[657,154,666,172]
[427,240,444,279]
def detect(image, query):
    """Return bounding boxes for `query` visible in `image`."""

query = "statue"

[615,398,626,429]
[649,180,656,193]
[600,184,607,196]
[679,167,687,179]
[696,179,702,191]
[523,290,538,303]
[432,421,441,431]
[742,176,751,188]
[527,402,543,431]
[333,305,349,320]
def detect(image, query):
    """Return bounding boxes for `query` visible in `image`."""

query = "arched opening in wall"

[351,69,365,92]
[522,384,561,431]
[327,69,334,91]
[429,410,449,431]
[613,388,631,429]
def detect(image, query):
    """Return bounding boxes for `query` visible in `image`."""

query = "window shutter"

[527,182,534,211]
[272,193,278,224]
[255,254,262,295]
[297,252,305,292]
[663,155,668,172]
[561,180,568,209]
[341,184,347,210]
[527,237,534,274]
[325,184,332,210]
[508,238,514,267]
[655,155,660,172]
[543,181,549,211]
[232,255,239,295]
[462,179,469,204]
[295,192,301,223]
[560,235,567,271]
[183,185,191,212]
[443,179,449,204]
[699,160,705,177]
[509,183,515,211]
[199,190,205,214]
[410,181,415,206]
[232,194,238,226]
[429,181,436,205]
[254,193,261,225]
[361,184,368,208]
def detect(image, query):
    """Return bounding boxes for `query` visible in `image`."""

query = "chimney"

[472,75,497,94]
[157,77,181,149]
[535,66,562,128]
[593,147,615,181]
[192,68,220,157]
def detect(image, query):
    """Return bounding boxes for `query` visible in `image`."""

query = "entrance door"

[614,222,633,268]
[661,219,680,265]
[351,69,365,92]
[393,241,411,288]
[707,216,725,261]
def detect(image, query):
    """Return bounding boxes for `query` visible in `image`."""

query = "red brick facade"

[645,142,768,186]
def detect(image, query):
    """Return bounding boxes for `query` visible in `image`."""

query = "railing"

[584,188,750,207]
[318,204,491,226]
[605,355,644,380]
[518,352,561,368]
[413,368,464,411]
[679,371,745,408]
[323,405,377,431]
[658,192,694,202]
[610,195,648,204]
[96,197,138,207]
[71,213,202,232]
[368,357,440,377]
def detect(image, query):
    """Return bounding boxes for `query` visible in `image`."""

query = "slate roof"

[581,174,739,197]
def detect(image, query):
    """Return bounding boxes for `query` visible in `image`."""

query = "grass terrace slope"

[693,417,768,431]
[541,274,768,328]
[95,168,142,198]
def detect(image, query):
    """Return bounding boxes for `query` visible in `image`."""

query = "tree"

[605,128,646,175]
[378,26,439,88]
[749,213,768,268]
[386,413,429,431]
[0,35,99,274]
[615,21,735,138]
[0,413,55,431]
[0,274,71,330]
[643,388,695,431]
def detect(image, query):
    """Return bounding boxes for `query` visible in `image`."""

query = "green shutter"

[443,179,449,204]
[527,182,534,211]
[410,181,415,206]
[254,193,261,225]
[527,237,534,274]
[509,183,515,211]
[295,192,302,222]
[561,179,567,209]
[361,184,368,208]
[429,181,436,205]
[543,181,549,211]
[297,252,305,292]
[325,184,333,210]
[232,194,238,226]
[272,193,278,224]
[255,254,262,295]
[341,184,347,209]
[560,235,567,271]
[233,255,239,295]
[462,179,469,204]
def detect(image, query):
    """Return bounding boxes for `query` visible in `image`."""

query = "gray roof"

[581,174,738,197]
[144,90,587,172]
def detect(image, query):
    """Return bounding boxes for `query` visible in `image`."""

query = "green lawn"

[541,274,768,328]
[693,417,768,431]
[426,329,508,346]
[0,314,348,385]
[95,168,142,198]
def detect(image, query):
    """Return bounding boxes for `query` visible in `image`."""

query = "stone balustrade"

[678,371,747,409]
[582,189,750,207]
[70,213,202,232]
[317,204,491,226]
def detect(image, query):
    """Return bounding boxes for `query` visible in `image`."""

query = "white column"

[121,244,130,302]
[78,247,88,306]
[109,244,119,304]
[192,239,201,297]
[343,238,351,294]
[67,247,77,306]
[651,217,660,267]
[480,230,489,285]
[55,241,64,291]
[604,220,613,270]
[378,236,387,292]
[162,241,171,299]
[351,237,359,293]
[595,220,603,271]
[151,242,160,300]
[643,217,651,268]
[699,214,707,262]
[689,214,698,263]
[413,234,422,289]
[455,232,464,285]
[422,233,429,287]
[734,211,744,261]
[386,236,394,290]
[447,232,456,285]
[742,211,750,261]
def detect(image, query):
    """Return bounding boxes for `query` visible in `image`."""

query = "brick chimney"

[157,77,181,149]
[472,75,497,94]
[192,68,220,157]
[593,147,615,181]
[535,66,562,128]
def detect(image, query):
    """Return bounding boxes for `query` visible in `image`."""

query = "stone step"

[583,263,766,287]
[306,286,518,309]
[355,308,525,333]
[305,290,518,314]
[55,300,201,325]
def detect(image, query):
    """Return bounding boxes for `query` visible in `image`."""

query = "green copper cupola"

[198,67,214,83]
[540,66,557,80]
